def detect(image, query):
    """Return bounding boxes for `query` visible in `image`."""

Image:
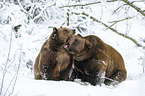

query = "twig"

[67,10,70,26]
[113,6,123,14]
[59,0,118,8]
[122,0,145,17]
[17,0,33,19]
[106,16,134,29]
[109,16,134,23]
[74,12,143,47]
[4,55,16,73]
[4,74,16,96]
[9,44,22,96]
[0,29,12,95]
[67,0,70,26]
[32,2,56,21]
[17,0,56,21]
[59,0,145,17]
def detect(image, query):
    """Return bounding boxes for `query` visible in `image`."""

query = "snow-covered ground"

[0,0,145,96]
[1,72,145,96]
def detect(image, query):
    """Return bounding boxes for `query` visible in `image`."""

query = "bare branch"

[59,0,118,8]
[109,16,134,23]
[67,9,70,26]
[8,44,22,96]
[0,29,13,95]
[67,0,71,26]
[106,16,134,29]
[113,6,123,14]
[32,3,56,21]
[17,0,56,21]
[74,12,143,47]
[17,0,33,19]
[60,0,145,17]
[122,0,145,17]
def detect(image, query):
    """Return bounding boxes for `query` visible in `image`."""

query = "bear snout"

[67,47,78,54]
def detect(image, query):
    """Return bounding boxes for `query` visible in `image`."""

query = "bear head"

[52,27,76,43]
[64,34,92,61]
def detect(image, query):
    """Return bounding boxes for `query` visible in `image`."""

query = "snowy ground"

[1,71,145,96]
[0,0,145,96]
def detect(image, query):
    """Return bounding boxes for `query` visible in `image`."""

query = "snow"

[0,0,145,96]
[1,73,145,96]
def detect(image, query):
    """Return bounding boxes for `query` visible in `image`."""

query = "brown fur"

[64,34,127,85]
[34,27,75,80]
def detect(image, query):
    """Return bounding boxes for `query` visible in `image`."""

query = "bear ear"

[85,40,92,48]
[53,27,58,33]
[77,34,82,37]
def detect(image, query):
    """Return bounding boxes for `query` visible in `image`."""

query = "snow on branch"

[59,0,118,8]
[59,0,145,17]
[74,12,143,47]
[17,0,56,21]
[122,0,145,17]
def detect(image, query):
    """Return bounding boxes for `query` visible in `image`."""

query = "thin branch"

[67,0,71,26]
[113,6,123,14]
[67,10,70,26]
[32,3,56,21]
[106,16,134,29]
[109,16,134,23]
[122,0,145,17]
[59,0,118,8]
[9,45,22,96]
[74,12,143,47]
[59,0,145,17]
[17,0,56,21]
[0,29,12,95]
[17,0,33,19]
[4,74,16,96]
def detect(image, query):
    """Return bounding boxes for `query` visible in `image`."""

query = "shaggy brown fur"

[64,34,127,85]
[34,27,75,80]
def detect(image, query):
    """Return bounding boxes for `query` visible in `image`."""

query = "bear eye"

[64,29,69,32]
[64,29,69,33]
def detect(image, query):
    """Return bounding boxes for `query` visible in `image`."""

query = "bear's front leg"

[90,70,105,86]
[96,70,106,85]
[53,65,61,80]
[89,60,107,86]
[41,65,52,80]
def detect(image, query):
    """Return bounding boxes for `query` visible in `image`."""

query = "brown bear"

[34,27,75,80]
[64,34,127,86]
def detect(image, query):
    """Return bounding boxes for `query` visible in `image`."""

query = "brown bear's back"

[84,35,126,77]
